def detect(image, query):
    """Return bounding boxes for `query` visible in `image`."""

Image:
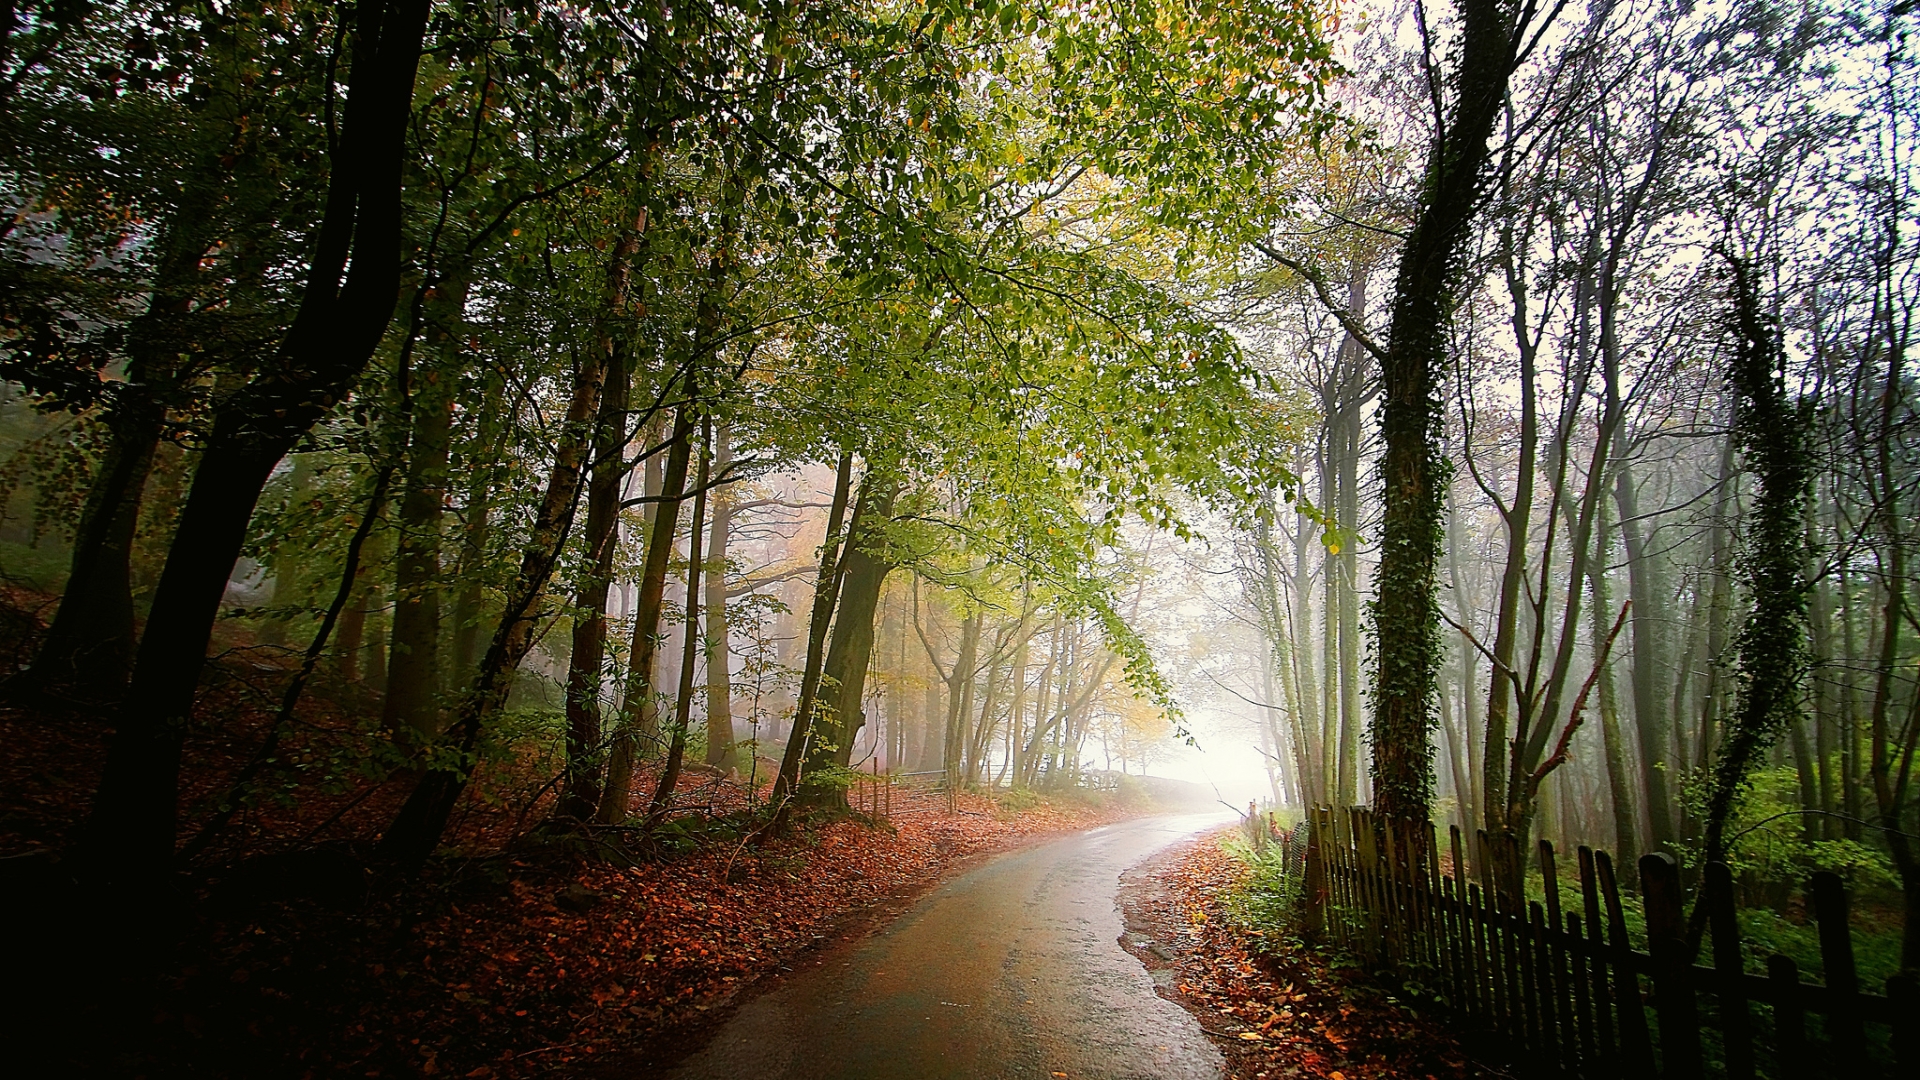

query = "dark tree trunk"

[382,282,468,738]
[596,404,693,824]
[558,208,646,820]
[27,204,213,698]
[1614,461,1678,852]
[78,0,432,883]
[1588,503,1639,873]
[812,476,899,778]
[942,611,980,793]
[1700,257,1814,870]
[378,250,632,869]
[1372,0,1528,823]
[702,427,736,769]
[768,452,855,810]
[450,373,505,677]
[645,424,710,827]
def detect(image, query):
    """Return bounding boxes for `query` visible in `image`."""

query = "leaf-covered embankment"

[1118,829,1501,1080]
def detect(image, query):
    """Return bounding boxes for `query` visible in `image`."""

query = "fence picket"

[1768,953,1808,1077]
[1886,973,1915,1072]
[1595,850,1656,1072]
[1810,871,1863,1075]
[1578,846,1618,1075]
[1704,863,1755,1080]
[1641,853,1702,1079]
[1539,841,1577,1076]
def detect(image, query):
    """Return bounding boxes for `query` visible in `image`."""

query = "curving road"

[654,813,1232,1080]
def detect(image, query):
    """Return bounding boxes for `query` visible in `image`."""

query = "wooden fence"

[1287,805,1916,1078]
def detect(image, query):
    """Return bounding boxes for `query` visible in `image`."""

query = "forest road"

[652,811,1234,1080]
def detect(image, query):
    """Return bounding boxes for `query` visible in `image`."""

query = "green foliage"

[1677,766,1897,891]
[1223,837,1306,948]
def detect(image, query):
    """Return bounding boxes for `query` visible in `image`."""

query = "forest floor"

[1118,829,1507,1080]
[0,684,1160,1079]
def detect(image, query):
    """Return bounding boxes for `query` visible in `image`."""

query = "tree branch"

[1251,242,1388,362]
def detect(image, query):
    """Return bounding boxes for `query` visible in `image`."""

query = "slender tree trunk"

[768,452,855,809]
[1808,533,1838,840]
[1839,556,1865,838]
[25,184,216,698]
[383,280,469,738]
[450,373,505,677]
[1482,236,1540,844]
[943,611,980,793]
[556,217,644,818]
[378,268,628,869]
[1336,395,1363,807]
[816,476,899,775]
[597,405,693,824]
[1615,460,1678,852]
[703,427,736,769]
[646,423,711,827]
[1588,501,1639,874]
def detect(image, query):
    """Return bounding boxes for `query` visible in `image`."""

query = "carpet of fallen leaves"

[1118,830,1506,1080]
[283,785,1131,1079]
[1,679,1138,1079]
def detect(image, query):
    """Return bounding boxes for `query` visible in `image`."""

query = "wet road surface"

[656,812,1232,1080]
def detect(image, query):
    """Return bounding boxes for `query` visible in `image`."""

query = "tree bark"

[24,120,224,698]
[815,476,900,776]
[597,404,693,824]
[646,423,711,827]
[1614,460,1678,851]
[1374,0,1531,823]
[382,281,468,738]
[767,452,855,810]
[450,373,505,677]
[79,0,432,882]
[1701,257,1813,871]
[703,426,736,769]
[377,256,629,869]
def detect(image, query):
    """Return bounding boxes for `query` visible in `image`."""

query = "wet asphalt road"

[656,812,1232,1080]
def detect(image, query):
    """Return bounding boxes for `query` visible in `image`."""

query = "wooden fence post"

[1577,846,1617,1073]
[1888,972,1916,1072]
[1810,870,1863,1075]
[1303,805,1326,939]
[1768,953,1808,1077]
[1641,852,1702,1079]
[1596,850,1655,1071]
[1704,862,1756,1080]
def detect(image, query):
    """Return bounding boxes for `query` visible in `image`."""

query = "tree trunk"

[378,257,629,868]
[767,452,855,810]
[816,476,899,776]
[703,427,736,769]
[555,205,649,819]
[1372,0,1525,823]
[943,611,981,793]
[646,424,711,827]
[1701,258,1813,870]
[1614,460,1678,851]
[26,183,215,698]
[78,0,431,882]
[597,404,693,824]
[1588,501,1639,875]
[382,282,468,738]
[450,373,505,677]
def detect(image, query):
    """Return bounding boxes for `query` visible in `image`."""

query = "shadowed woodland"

[1,0,1916,1076]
